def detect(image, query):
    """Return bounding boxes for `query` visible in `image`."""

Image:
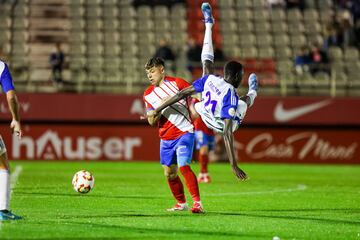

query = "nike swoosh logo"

[274,99,332,122]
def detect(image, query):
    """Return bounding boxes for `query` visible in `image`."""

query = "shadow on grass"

[15,219,269,240]
[251,208,360,213]
[55,211,210,219]
[14,191,165,200]
[207,210,360,225]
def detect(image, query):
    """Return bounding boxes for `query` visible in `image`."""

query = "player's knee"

[203,61,214,75]
[164,171,178,180]
[0,153,9,170]
[0,138,9,170]
[0,137,7,156]
[199,146,209,155]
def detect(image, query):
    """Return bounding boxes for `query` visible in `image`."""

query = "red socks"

[167,166,201,203]
[199,153,209,173]
[167,176,186,203]
[179,165,200,202]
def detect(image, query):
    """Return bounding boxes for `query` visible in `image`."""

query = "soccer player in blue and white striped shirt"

[0,60,22,220]
[148,3,258,180]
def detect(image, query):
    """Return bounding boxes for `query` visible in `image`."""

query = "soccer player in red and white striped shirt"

[191,98,215,183]
[143,57,204,213]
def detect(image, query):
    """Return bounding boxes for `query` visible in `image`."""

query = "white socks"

[0,169,10,210]
[201,24,214,64]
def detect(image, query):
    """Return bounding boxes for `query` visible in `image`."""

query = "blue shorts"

[160,132,195,167]
[195,130,215,151]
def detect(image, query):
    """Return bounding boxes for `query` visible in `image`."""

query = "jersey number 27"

[204,91,217,114]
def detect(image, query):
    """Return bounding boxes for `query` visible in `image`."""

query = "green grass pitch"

[0,161,359,240]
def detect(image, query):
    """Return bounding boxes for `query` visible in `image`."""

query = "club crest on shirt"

[228,107,236,117]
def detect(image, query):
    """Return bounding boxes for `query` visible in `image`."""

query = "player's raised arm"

[153,85,196,115]
[223,119,247,180]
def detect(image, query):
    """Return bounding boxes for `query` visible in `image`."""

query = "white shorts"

[194,100,248,134]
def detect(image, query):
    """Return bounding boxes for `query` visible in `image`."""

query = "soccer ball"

[72,170,95,194]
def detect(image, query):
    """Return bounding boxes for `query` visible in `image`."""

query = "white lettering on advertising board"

[242,132,357,161]
[12,130,142,160]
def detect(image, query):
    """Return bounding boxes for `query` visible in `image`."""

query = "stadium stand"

[0,0,359,96]
[214,0,360,97]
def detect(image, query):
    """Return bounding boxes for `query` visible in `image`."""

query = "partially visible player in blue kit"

[0,60,22,220]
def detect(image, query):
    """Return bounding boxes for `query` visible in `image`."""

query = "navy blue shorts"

[195,130,215,151]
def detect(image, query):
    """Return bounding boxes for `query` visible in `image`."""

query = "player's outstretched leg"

[201,2,215,75]
[198,2,214,184]
[201,2,214,24]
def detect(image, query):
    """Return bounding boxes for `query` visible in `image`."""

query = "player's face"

[146,66,165,86]
[234,69,244,88]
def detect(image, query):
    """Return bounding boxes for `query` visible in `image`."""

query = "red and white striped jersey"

[143,76,194,140]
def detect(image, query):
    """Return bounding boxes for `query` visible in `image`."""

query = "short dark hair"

[145,57,165,70]
[223,60,244,88]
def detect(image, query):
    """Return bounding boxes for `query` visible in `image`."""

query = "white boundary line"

[0,165,22,229]
[204,184,307,197]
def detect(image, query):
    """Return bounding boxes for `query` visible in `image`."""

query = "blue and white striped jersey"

[193,74,246,134]
[0,60,15,93]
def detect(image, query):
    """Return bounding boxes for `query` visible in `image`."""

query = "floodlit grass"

[1,161,359,240]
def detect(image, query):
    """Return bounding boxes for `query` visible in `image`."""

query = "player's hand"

[139,112,147,120]
[146,110,158,118]
[232,165,247,180]
[139,110,157,120]
[10,119,22,139]
[146,110,161,126]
